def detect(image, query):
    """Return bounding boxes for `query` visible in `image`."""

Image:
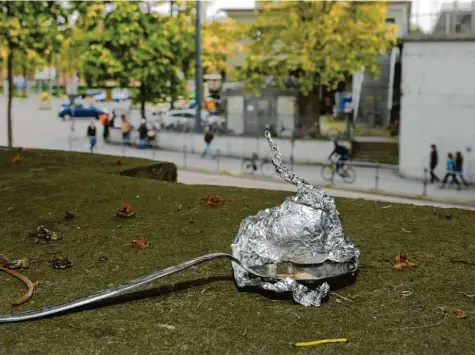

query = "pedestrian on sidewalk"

[100,110,109,143]
[440,153,461,190]
[429,144,440,183]
[454,151,469,186]
[87,120,97,153]
[121,115,132,145]
[201,126,215,159]
[138,119,148,149]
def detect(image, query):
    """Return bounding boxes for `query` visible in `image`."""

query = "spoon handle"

[0,253,252,323]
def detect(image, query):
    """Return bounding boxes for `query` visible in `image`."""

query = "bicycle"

[241,153,275,177]
[320,159,356,184]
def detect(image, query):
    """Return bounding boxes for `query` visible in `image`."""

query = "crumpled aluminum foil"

[231,131,360,306]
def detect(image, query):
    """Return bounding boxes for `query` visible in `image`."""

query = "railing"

[67,130,474,205]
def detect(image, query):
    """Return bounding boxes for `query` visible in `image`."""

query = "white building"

[399,34,475,180]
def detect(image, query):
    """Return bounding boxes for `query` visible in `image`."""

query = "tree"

[409,25,425,34]
[239,1,397,132]
[202,18,243,80]
[0,1,67,147]
[78,1,194,117]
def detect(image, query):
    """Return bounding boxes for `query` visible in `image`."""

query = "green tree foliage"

[240,1,397,130]
[0,1,68,147]
[77,1,194,116]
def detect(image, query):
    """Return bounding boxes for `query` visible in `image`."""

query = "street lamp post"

[195,0,203,132]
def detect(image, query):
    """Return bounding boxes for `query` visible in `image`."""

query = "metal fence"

[67,131,474,205]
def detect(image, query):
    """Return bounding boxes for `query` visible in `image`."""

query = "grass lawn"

[320,116,395,139]
[0,148,474,355]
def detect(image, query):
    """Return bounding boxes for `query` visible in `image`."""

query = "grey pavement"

[1,95,475,206]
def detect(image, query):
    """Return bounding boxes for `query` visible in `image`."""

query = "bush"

[119,162,177,182]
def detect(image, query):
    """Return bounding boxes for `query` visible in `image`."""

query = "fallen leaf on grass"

[64,210,75,221]
[443,308,468,319]
[7,207,14,212]
[201,194,225,206]
[116,159,124,166]
[50,255,73,269]
[116,203,135,218]
[10,154,23,164]
[18,147,26,152]
[393,253,417,270]
[128,239,151,248]
[402,228,412,233]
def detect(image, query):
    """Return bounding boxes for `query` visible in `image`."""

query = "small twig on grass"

[330,292,353,303]
[0,265,39,306]
[450,259,475,266]
[458,292,475,298]
[388,313,447,331]
[287,310,301,319]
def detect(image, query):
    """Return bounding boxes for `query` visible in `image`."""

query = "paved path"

[178,170,475,211]
[1,95,474,206]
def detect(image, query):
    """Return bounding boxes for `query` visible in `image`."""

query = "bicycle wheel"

[261,161,275,177]
[342,166,356,184]
[321,164,334,182]
[241,159,256,175]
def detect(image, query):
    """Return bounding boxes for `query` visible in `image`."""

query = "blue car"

[58,104,105,121]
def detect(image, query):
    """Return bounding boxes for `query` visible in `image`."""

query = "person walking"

[138,119,148,149]
[429,144,440,183]
[201,127,215,159]
[86,120,97,153]
[99,110,110,143]
[120,115,132,145]
[440,153,461,190]
[454,151,469,186]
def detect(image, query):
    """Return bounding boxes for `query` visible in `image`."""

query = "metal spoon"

[0,253,273,323]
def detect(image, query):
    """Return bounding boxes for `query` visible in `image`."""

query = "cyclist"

[328,140,350,175]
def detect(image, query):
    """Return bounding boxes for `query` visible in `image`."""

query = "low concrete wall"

[151,131,350,164]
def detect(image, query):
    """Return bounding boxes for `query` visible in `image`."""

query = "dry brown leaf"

[128,239,151,248]
[201,194,225,206]
[10,154,23,164]
[116,203,135,218]
[393,253,417,270]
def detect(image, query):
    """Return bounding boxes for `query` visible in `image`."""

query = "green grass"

[0,148,475,355]
[320,116,394,138]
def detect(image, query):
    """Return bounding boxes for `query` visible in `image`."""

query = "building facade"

[223,1,411,132]
[399,34,475,180]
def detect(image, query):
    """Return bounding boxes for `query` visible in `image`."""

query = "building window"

[385,18,395,24]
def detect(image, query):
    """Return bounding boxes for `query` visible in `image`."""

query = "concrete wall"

[399,40,475,179]
[110,129,350,164]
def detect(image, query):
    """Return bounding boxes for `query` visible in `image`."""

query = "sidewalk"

[2,95,474,206]
[178,170,475,211]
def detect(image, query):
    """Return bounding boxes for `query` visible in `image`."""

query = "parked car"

[83,89,104,98]
[161,109,197,131]
[58,104,106,121]
[159,109,224,131]
[93,89,131,102]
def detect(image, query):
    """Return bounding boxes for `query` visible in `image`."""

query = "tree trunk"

[7,44,14,148]
[22,62,27,97]
[310,86,321,136]
[296,85,321,136]
[140,100,146,120]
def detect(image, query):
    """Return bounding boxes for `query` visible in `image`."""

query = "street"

[1,95,474,205]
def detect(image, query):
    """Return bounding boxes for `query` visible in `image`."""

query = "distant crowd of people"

[429,144,469,190]
[86,109,156,153]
